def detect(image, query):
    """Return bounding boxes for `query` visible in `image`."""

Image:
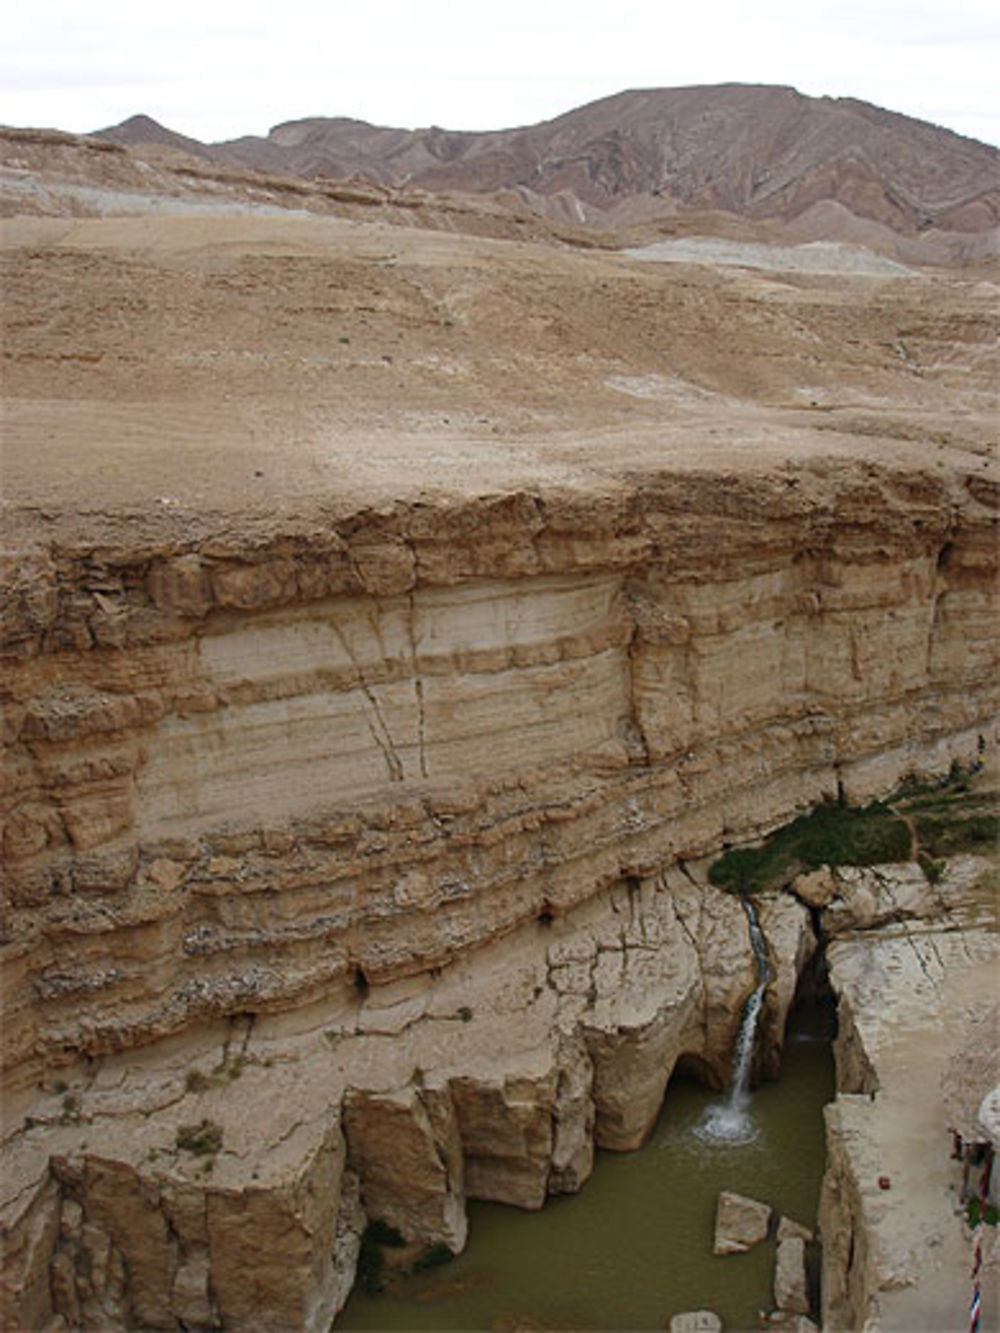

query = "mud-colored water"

[337,1003,835,1331]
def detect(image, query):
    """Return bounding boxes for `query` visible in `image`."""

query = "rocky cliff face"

[817,857,998,1329]
[2,454,997,1329]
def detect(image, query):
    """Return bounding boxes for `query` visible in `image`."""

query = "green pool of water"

[337,1004,834,1332]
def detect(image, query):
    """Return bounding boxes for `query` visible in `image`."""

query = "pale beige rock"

[548,1035,595,1194]
[0,1176,60,1333]
[777,1215,814,1244]
[329,1170,364,1316]
[823,864,936,936]
[820,917,999,1331]
[669,1312,723,1332]
[344,1084,466,1249]
[713,1190,772,1254]
[757,894,816,1079]
[793,867,838,908]
[774,1235,810,1314]
[450,1071,555,1209]
[170,1251,213,1328]
[58,1197,83,1240]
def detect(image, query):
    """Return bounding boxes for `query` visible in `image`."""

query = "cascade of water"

[696,896,772,1144]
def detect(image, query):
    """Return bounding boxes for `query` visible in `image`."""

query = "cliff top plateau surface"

[2,187,997,563]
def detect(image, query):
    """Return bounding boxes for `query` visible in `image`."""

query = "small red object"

[878,1175,891,1190]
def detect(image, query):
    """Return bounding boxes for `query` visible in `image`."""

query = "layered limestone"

[817,858,999,1330]
[2,459,998,1329]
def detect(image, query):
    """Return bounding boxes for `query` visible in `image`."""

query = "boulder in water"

[669,1312,723,1333]
[713,1190,772,1254]
[774,1235,810,1314]
[776,1215,814,1244]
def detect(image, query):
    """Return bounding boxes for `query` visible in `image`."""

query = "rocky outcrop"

[775,1234,810,1314]
[669,1313,723,1333]
[817,858,999,1329]
[714,1190,772,1254]
[2,458,998,1329]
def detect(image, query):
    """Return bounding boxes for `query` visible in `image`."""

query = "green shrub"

[709,799,912,894]
[918,851,946,885]
[914,813,999,859]
[176,1119,223,1156]
[966,1197,999,1227]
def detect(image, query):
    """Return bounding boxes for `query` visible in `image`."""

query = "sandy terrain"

[3,207,996,561]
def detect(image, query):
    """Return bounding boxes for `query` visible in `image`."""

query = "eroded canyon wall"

[2,459,997,1329]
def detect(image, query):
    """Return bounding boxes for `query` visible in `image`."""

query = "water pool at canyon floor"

[337,1003,835,1331]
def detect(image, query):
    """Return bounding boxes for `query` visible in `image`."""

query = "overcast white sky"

[3,0,998,146]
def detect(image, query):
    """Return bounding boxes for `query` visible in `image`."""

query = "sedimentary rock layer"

[2,457,998,1329]
[818,858,999,1329]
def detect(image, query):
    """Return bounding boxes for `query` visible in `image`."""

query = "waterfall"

[696,896,772,1145]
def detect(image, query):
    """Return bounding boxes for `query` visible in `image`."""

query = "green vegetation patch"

[709,799,912,895]
[967,1197,999,1227]
[176,1119,223,1156]
[913,812,999,860]
[892,758,998,866]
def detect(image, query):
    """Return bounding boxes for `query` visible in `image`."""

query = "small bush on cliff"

[176,1119,223,1156]
[60,1093,82,1124]
[185,1069,212,1094]
[914,812,999,859]
[709,799,912,894]
[966,1197,998,1227]
[917,851,946,885]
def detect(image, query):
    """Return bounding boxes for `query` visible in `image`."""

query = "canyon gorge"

[2,122,998,1329]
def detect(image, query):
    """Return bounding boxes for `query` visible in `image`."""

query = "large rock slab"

[713,1190,772,1255]
[820,915,999,1330]
[777,1215,813,1244]
[774,1234,810,1314]
[669,1313,723,1333]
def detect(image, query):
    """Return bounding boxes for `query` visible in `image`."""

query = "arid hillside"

[96,84,1000,241]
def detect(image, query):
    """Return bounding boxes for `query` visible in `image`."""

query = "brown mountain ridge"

[98,84,999,237]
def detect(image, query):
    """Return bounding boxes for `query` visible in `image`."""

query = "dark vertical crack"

[622,585,652,766]
[407,592,429,780]
[330,616,404,783]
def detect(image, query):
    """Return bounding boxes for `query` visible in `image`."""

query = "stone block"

[713,1190,771,1254]
[774,1235,810,1314]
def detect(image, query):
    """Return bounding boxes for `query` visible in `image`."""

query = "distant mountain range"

[97,85,999,237]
